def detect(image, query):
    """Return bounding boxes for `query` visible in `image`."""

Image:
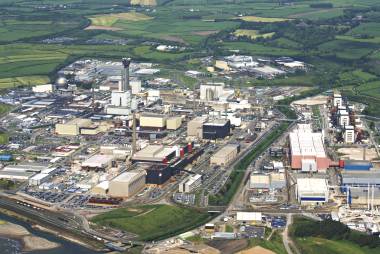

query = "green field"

[220,42,301,57]
[91,204,211,241]
[356,81,380,99]
[247,231,287,254]
[0,76,50,89]
[295,237,380,254]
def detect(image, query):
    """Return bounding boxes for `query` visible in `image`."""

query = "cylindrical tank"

[188,143,193,153]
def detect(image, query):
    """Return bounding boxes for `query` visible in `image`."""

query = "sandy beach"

[0,220,60,252]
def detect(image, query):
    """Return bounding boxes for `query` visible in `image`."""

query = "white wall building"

[200,83,224,101]
[296,178,329,204]
[344,125,355,144]
[179,174,202,193]
[333,92,342,107]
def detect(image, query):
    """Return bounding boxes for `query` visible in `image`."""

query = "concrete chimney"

[121,58,131,92]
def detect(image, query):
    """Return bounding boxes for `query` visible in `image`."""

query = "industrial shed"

[81,154,114,171]
[296,178,329,204]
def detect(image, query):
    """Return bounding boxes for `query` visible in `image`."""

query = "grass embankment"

[209,122,290,205]
[248,230,287,254]
[91,204,211,241]
[291,217,380,254]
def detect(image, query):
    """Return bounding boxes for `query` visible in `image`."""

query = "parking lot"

[241,225,265,239]
[26,191,69,204]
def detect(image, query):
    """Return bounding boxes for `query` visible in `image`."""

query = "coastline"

[0,207,101,252]
[0,220,61,252]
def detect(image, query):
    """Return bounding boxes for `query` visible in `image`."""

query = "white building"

[333,92,342,107]
[344,125,355,144]
[236,212,262,222]
[296,178,329,205]
[130,79,142,95]
[339,109,350,126]
[200,83,224,101]
[179,174,202,193]
[32,84,54,93]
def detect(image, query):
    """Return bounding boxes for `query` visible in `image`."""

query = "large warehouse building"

[81,154,114,171]
[289,124,330,171]
[132,145,176,163]
[296,178,329,205]
[55,118,92,136]
[108,170,146,198]
[210,144,240,166]
[139,114,166,130]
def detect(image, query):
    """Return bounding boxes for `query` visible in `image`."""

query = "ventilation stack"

[121,58,131,92]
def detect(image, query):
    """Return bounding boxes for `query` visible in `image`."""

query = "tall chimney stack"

[121,58,131,92]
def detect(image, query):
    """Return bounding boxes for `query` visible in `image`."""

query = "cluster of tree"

[293,218,380,249]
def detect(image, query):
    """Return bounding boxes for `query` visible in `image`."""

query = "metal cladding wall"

[344,160,372,171]
[145,165,172,185]
[202,121,231,140]
[0,154,12,161]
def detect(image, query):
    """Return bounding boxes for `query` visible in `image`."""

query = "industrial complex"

[0,54,378,253]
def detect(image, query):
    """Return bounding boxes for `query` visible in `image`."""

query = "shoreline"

[0,220,61,252]
[0,207,102,252]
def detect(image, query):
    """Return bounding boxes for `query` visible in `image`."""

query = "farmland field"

[356,81,380,99]
[236,16,289,22]
[88,11,153,27]
[233,29,275,40]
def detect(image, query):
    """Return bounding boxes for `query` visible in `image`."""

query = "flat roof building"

[55,118,92,136]
[179,174,202,193]
[296,178,329,204]
[108,170,146,198]
[132,145,176,163]
[210,144,239,166]
[289,124,329,170]
[82,154,114,171]
[202,119,231,140]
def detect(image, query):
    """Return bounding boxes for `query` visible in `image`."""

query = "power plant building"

[202,119,231,140]
[145,164,172,185]
[200,83,224,101]
[132,145,176,163]
[289,124,329,170]
[108,170,146,198]
[210,144,239,166]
